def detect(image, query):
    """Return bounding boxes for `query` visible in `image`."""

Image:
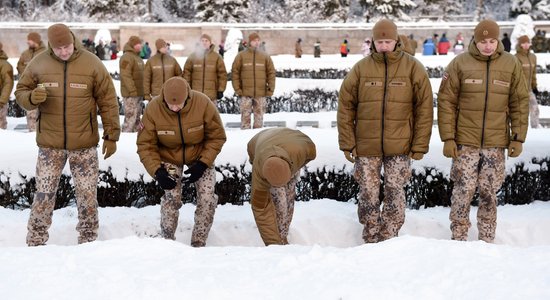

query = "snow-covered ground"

[2,51,550,300]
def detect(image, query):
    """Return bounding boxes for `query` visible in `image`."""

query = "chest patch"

[42,82,59,88]
[70,83,87,89]
[493,80,510,87]
[157,130,175,136]
[365,81,383,87]
[464,79,483,84]
[389,81,406,87]
[188,125,204,133]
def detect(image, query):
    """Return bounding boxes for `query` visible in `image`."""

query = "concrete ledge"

[263,121,286,128]
[296,121,319,128]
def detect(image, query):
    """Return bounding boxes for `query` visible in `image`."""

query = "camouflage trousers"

[26,108,38,132]
[160,162,218,247]
[269,171,300,244]
[0,103,7,129]
[122,96,143,132]
[27,147,99,246]
[354,155,411,243]
[449,145,505,243]
[529,92,540,128]
[240,96,266,129]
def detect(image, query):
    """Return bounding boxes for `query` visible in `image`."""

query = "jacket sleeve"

[247,133,258,164]
[266,56,276,97]
[198,100,227,167]
[95,63,121,142]
[250,186,283,246]
[0,63,14,106]
[509,58,530,143]
[231,54,242,96]
[143,60,152,97]
[119,55,137,97]
[337,64,360,152]
[182,56,193,83]
[216,55,227,92]
[136,106,162,177]
[411,61,434,154]
[437,60,460,142]
[16,54,25,76]
[532,54,537,89]
[14,64,39,111]
[174,59,183,77]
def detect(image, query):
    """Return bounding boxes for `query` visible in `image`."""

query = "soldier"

[247,128,316,245]
[183,34,227,102]
[15,23,120,246]
[232,32,276,129]
[408,34,418,56]
[17,32,46,132]
[338,19,433,243]
[0,42,14,129]
[295,38,303,58]
[120,35,144,132]
[137,77,226,247]
[314,39,322,58]
[399,34,414,56]
[144,38,182,102]
[515,35,540,128]
[438,20,529,242]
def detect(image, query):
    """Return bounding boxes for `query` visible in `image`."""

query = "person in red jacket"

[437,33,451,55]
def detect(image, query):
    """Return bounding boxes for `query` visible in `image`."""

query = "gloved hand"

[443,140,458,159]
[344,149,356,163]
[31,86,47,105]
[144,94,152,101]
[102,139,117,160]
[155,166,177,190]
[409,152,424,160]
[533,88,539,96]
[182,161,208,184]
[217,91,224,99]
[508,141,523,158]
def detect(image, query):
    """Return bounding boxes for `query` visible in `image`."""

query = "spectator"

[340,39,350,57]
[501,33,511,52]
[437,33,451,55]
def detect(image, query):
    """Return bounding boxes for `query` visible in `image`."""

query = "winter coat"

[340,42,349,55]
[437,38,451,55]
[144,52,182,97]
[409,39,418,56]
[15,36,121,150]
[16,43,46,75]
[437,41,529,148]
[295,41,303,58]
[515,46,537,90]
[0,50,14,106]
[231,47,276,98]
[314,42,321,57]
[423,39,436,56]
[183,45,227,101]
[501,37,511,52]
[247,128,316,245]
[119,42,144,97]
[136,86,226,177]
[337,43,433,157]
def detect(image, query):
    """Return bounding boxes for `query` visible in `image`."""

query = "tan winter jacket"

[120,42,144,97]
[16,43,46,75]
[338,39,434,157]
[515,46,537,90]
[247,128,316,245]
[137,87,226,177]
[0,50,14,106]
[183,45,227,101]
[438,41,529,147]
[231,47,276,98]
[15,36,121,150]
[144,52,182,98]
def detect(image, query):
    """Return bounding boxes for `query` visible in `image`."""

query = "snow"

[2,42,550,300]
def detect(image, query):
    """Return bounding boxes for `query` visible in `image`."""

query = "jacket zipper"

[253,49,256,98]
[63,61,68,150]
[381,53,388,155]
[177,112,185,166]
[89,112,94,134]
[481,59,491,147]
[161,54,165,84]
[202,50,206,93]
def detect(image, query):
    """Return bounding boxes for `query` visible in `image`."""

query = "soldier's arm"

[217,55,228,92]
[509,59,529,142]
[337,64,360,152]
[136,107,162,177]
[266,56,276,96]
[437,60,460,142]
[94,63,121,142]
[14,66,38,110]
[119,56,137,96]
[143,61,152,97]
[231,54,242,96]
[182,56,193,83]
[0,64,14,106]
[411,61,434,154]
[174,58,183,77]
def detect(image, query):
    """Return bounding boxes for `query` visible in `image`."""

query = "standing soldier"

[438,20,529,242]
[144,38,182,102]
[0,42,14,129]
[183,34,227,102]
[137,77,226,247]
[295,38,303,58]
[515,35,540,128]
[232,33,276,129]
[338,19,433,243]
[15,23,120,246]
[120,35,144,132]
[408,34,418,56]
[17,32,46,131]
[314,39,322,58]
[247,128,316,245]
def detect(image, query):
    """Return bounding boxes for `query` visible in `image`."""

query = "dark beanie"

[155,38,167,50]
[163,77,189,106]
[474,19,500,43]
[47,24,73,48]
[518,35,530,44]
[373,19,398,41]
[27,32,42,44]
[128,36,141,47]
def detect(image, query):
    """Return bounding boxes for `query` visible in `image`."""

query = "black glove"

[155,166,177,190]
[182,161,208,184]
[217,91,224,99]
[533,88,539,96]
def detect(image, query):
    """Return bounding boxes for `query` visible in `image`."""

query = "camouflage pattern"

[160,161,218,247]
[240,96,266,129]
[122,96,143,132]
[269,171,300,244]
[0,103,6,129]
[354,155,411,243]
[449,145,505,242]
[529,92,540,128]
[27,147,99,246]
[26,108,38,131]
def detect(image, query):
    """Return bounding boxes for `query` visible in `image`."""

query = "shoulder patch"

[442,72,449,81]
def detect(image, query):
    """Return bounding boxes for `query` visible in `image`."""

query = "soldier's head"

[200,34,212,50]
[47,24,74,61]
[156,38,167,54]
[262,157,291,187]
[27,32,41,49]
[248,32,260,49]
[474,19,499,56]
[163,77,189,112]
[518,35,531,50]
[372,19,398,53]
[128,36,142,52]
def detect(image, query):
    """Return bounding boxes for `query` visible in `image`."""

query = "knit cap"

[518,35,530,44]
[373,19,398,41]
[128,36,141,47]
[155,38,167,50]
[474,19,500,43]
[201,34,212,43]
[47,24,73,48]
[27,32,41,44]
[262,157,291,187]
[163,77,189,106]
[249,32,260,43]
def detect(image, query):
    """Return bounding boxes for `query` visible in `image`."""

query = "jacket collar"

[468,39,504,61]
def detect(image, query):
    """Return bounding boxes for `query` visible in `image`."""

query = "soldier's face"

[201,38,211,50]
[52,43,74,61]
[249,38,260,48]
[520,42,531,50]
[27,40,37,49]
[134,43,142,52]
[374,39,397,53]
[159,47,167,54]
[167,102,184,112]
[476,38,498,56]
